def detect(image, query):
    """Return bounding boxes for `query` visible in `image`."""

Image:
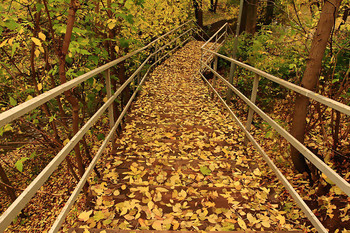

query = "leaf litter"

[71,41,309,232]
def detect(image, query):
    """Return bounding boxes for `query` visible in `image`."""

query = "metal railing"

[0,20,205,232]
[200,25,350,233]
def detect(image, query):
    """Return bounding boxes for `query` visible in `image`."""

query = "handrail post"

[212,55,218,99]
[105,69,116,150]
[200,48,203,72]
[226,61,235,103]
[155,42,159,65]
[244,74,259,144]
[137,70,141,87]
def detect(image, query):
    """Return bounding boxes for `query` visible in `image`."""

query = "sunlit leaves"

[31,37,42,47]
[78,210,93,222]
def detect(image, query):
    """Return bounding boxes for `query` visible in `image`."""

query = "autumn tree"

[193,0,203,28]
[209,0,219,13]
[290,0,343,174]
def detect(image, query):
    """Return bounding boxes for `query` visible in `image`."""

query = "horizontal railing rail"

[49,35,193,233]
[200,33,350,233]
[0,20,194,128]
[0,20,199,232]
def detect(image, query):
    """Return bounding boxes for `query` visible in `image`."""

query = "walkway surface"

[70,41,303,232]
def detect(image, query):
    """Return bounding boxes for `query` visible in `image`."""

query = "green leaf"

[0,124,13,136]
[200,166,211,176]
[11,43,19,57]
[119,38,130,48]
[97,133,105,141]
[9,97,17,106]
[5,20,20,30]
[15,157,30,172]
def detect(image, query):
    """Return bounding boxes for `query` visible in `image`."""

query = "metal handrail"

[0,21,198,232]
[49,35,193,232]
[0,20,194,128]
[200,32,350,233]
[200,72,327,233]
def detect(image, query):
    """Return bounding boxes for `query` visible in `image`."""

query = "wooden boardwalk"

[70,41,304,232]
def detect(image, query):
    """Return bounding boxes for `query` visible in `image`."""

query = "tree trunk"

[290,0,343,173]
[57,0,86,180]
[264,0,274,25]
[245,0,258,34]
[0,164,16,202]
[210,0,218,13]
[193,0,203,28]
[239,0,259,34]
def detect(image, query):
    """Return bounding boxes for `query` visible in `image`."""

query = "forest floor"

[66,41,312,232]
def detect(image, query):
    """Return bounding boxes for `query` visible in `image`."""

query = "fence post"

[105,69,116,150]
[245,74,259,144]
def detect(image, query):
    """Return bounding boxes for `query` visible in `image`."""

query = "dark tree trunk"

[264,0,274,25]
[239,0,259,34]
[210,0,219,13]
[193,0,203,28]
[0,164,16,202]
[290,0,343,174]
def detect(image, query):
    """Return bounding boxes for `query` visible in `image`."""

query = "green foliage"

[15,157,30,172]
[0,124,13,136]
[200,166,212,176]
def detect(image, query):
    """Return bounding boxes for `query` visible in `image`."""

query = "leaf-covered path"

[70,41,305,232]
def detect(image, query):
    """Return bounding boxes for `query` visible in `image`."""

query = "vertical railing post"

[137,70,141,87]
[155,40,159,65]
[227,61,235,103]
[200,47,203,72]
[105,69,116,150]
[212,55,218,99]
[244,74,259,144]
[227,0,244,104]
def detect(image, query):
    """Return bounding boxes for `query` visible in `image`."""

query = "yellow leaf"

[178,189,187,199]
[152,220,163,230]
[37,83,42,91]
[276,215,285,225]
[8,38,14,46]
[115,46,119,53]
[26,95,33,101]
[253,168,261,176]
[148,201,154,210]
[121,184,126,190]
[207,214,218,224]
[38,32,46,41]
[238,218,247,230]
[103,97,108,102]
[156,187,168,192]
[0,39,7,48]
[247,213,256,223]
[172,220,179,230]
[34,49,40,57]
[107,19,117,29]
[93,211,105,221]
[63,138,70,146]
[31,37,42,46]
[330,186,345,195]
[261,220,270,228]
[78,210,93,221]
